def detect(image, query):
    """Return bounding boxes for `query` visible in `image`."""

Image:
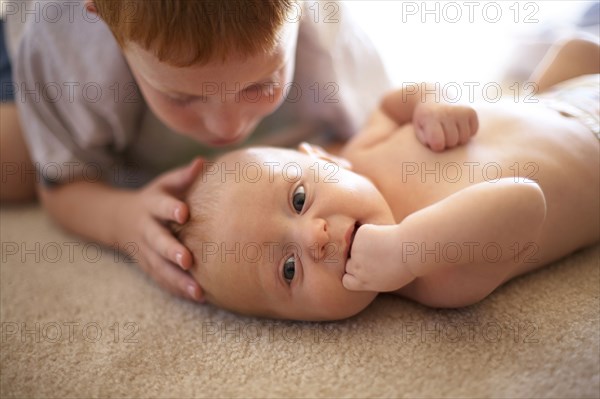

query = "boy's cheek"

[147,100,202,135]
[139,87,286,142]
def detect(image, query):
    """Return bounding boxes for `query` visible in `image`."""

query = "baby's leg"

[530,36,600,94]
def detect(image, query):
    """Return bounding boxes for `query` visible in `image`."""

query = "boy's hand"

[342,224,416,292]
[413,103,479,152]
[117,157,205,302]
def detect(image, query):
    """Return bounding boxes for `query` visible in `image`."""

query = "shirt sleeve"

[289,1,392,139]
[12,4,145,187]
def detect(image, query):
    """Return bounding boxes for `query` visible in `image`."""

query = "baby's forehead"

[220,147,307,166]
[206,147,311,186]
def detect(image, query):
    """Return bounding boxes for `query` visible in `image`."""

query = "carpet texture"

[1,204,599,398]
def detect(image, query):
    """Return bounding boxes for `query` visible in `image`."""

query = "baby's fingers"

[468,107,479,135]
[441,119,460,148]
[423,120,446,152]
[457,116,473,144]
[342,273,364,291]
[457,107,479,144]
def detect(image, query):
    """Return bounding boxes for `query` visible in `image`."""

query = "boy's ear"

[297,142,352,170]
[84,0,98,14]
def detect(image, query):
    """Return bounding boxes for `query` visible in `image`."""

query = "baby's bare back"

[346,99,599,271]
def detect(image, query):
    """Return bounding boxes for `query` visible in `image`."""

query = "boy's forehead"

[123,20,298,94]
[127,46,287,90]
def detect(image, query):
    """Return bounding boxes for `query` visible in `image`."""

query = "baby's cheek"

[315,282,373,316]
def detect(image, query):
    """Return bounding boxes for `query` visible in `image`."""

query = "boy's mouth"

[346,222,361,260]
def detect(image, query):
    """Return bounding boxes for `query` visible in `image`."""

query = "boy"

[3,1,390,301]
[173,38,599,321]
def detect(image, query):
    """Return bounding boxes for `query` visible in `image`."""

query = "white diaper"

[540,74,600,140]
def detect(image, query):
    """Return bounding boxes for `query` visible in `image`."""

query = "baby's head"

[89,0,299,145]
[175,145,395,321]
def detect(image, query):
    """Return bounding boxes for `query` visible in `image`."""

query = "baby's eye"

[283,255,296,283]
[292,185,305,214]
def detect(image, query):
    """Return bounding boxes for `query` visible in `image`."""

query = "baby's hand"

[117,157,205,302]
[343,224,416,292]
[413,102,479,152]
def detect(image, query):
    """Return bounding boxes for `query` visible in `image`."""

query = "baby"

[174,38,599,321]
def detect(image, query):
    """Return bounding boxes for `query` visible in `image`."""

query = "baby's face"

[199,147,395,321]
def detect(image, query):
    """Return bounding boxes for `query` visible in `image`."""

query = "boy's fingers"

[143,222,192,270]
[160,262,202,302]
[156,157,205,192]
[145,250,203,302]
[150,194,188,224]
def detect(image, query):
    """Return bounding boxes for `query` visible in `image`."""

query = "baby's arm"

[343,178,546,293]
[383,84,479,151]
[345,84,479,154]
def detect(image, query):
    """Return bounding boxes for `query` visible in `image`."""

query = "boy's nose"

[300,218,330,262]
[203,116,248,141]
[202,107,249,141]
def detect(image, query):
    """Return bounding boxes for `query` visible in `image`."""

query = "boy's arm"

[38,159,205,302]
[343,178,546,292]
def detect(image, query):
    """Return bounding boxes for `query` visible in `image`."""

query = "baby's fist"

[413,103,479,152]
[343,224,414,292]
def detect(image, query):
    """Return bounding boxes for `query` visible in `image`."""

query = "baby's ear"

[297,142,352,170]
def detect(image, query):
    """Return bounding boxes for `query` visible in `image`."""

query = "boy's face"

[123,22,299,147]
[199,148,395,321]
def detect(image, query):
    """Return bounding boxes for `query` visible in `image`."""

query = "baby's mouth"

[347,222,361,260]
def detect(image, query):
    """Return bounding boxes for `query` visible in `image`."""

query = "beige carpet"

[1,204,598,398]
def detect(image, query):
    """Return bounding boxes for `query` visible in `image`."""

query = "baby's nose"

[302,219,330,262]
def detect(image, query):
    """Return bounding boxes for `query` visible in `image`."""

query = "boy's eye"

[245,83,274,96]
[166,95,192,106]
[244,84,262,93]
[292,185,305,214]
[283,255,296,283]
[165,93,206,106]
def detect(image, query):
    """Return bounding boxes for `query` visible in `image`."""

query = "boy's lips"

[210,135,242,146]
[345,222,361,261]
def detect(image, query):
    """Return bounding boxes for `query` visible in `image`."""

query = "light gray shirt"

[10,0,390,187]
